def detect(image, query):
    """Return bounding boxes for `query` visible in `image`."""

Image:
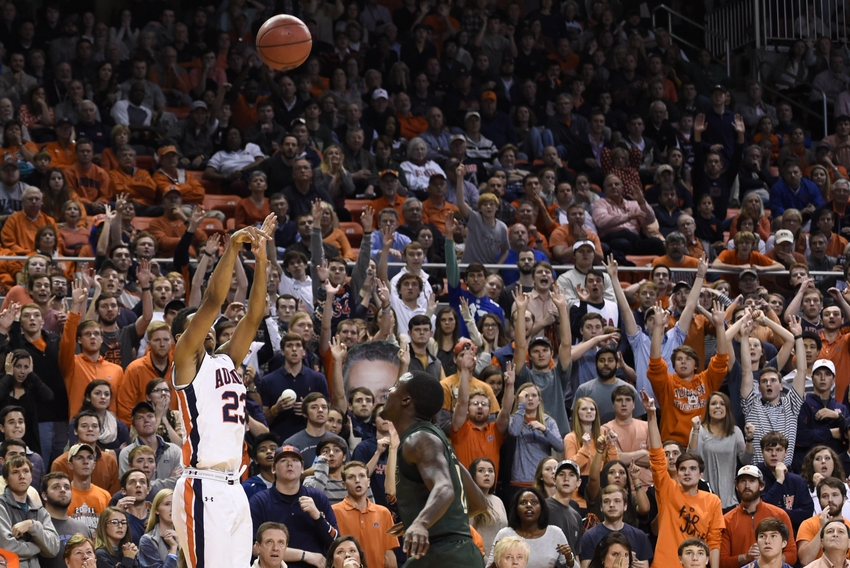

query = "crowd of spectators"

[0,0,847,567]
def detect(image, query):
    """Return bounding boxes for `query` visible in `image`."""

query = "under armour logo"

[204,497,214,502]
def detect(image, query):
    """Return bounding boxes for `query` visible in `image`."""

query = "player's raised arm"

[173,225,266,385]
[225,214,276,366]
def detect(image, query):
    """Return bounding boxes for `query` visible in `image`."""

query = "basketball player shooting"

[171,214,276,568]
[380,370,488,567]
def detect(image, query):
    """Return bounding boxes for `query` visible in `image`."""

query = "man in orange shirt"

[59,280,124,420]
[449,350,514,472]
[147,189,208,257]
[151,146,205,206]
[63,443,113,531]
[652,232,700,284]
[818,301,850,402]
[369,170,405,225]
[421,172,458,234]
[108,145,158,212]
[63,138,111,212]
[41,119,76,169]
[796,477,850,564]
[395,92,428,141]
[647,297,729,446]
[331,461,399,568]
[51,413,120,496]
[117,321,175,426]
[712,231,783,293]
[643,390,724,568]
[0,187,58,254]
[550,204,603,263]
[720,466,797,568]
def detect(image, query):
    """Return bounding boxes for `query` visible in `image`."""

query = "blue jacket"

[794,393,850,470]
[480,111,517,149]
[249,485,338,568]
[768,177,825,217]
[757,463,814,532]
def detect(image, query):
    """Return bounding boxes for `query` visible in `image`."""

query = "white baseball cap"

[813,359,836,375]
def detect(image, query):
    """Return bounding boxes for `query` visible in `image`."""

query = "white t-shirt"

[207,143,266,175]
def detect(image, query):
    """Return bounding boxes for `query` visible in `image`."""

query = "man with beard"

[117,321,175,426]
[96,261,138,327]
[796,477,850,564]
[96,259,152,371]
[450,353,514,471]
[573,348,643,424]
[59,280,123,423]
[258,135,299,196]
[40,472,89,565]
[503,228,547,287]
[579,485,654,567]
[720,465,797,568]
[332,461,398,568]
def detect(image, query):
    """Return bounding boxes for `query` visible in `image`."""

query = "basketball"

[255,15,313,71]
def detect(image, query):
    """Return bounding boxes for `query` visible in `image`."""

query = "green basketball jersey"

[396,420,473,543]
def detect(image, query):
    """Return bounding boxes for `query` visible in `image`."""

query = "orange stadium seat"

[345,199,371,224]
[340,222,363,248]
[203,195,240,219]
[226,218,235,231]
[136,156,156,171]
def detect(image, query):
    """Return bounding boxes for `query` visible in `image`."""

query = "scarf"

[99,411,118,445]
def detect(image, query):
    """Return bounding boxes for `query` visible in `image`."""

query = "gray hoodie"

[0,486,60,568]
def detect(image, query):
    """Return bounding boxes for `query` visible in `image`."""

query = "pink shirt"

[591,197,656,237]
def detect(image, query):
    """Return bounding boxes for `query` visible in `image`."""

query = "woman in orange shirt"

[317,201,357,261]
[564,397,618,507]
[730,192,772,241]
[100,125,130,172]
[234,171,270,229]
[58,200,93,258]
[1,120,39,165]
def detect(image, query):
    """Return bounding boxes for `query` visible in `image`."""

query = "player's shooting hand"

[299,496,321,520]
[404,521,430,559]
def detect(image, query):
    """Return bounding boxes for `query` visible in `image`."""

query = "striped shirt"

[303,459,374,505]
[742,386,804,466]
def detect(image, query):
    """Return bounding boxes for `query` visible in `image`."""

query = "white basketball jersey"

[173,353,246,472]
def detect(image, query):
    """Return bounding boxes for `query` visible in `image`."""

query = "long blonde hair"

[319,144,348,176]
[571,397,601,442]
[513,383,546,423]
[145,488,175,533]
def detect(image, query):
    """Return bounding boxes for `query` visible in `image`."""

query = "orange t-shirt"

[59,312,124,419]
[109,167,158,207]
[52,449,121,495]
[450,419,505,475]
[819,331,850,403]
[422,199,459,234]
[63,163,112,205]
[825,232,850,257]
[0,211,58,254]
[548,226,603,257]
[647,353,729,446]
[331,498,399,568]
[397,113,428,140]
[117,353,177,426]
[235,197,270,230]
[650,446,724,568]
[66,483,112,531]
[369,195,405,226]
[42,141,77,168]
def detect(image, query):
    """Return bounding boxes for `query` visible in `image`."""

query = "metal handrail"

[653,4,732,76]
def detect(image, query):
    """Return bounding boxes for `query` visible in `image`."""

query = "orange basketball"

[255,15,313,71]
